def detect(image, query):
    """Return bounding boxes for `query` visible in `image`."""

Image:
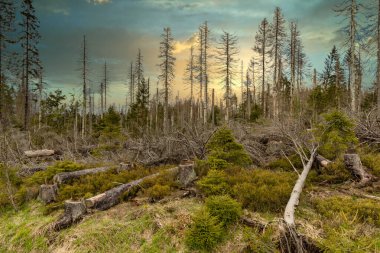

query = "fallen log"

[284,149,317,227]
[18,166,47,177]
[315,154,331,168]
[85,166,179,210]
[343,153,373,186]
[241,216,267,233]
[24,149,62,158]
[53,166,115,185]
[53,201,87,231]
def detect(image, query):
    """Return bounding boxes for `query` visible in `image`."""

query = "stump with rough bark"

[344,153,372,186]
[177,160,196,188]
[38,184,58,204]
[53,201,87,231]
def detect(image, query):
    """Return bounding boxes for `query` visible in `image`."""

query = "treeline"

[0,0,379,137]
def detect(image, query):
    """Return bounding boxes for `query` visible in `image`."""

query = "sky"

[30,0,370,107]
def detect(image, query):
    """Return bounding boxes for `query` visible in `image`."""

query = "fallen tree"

[52,163,196,230]
[53,166,115,185]
[24,149,62,158]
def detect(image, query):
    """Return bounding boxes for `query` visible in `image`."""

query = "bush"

[145,184,170,201]
[205,195,242,226]
[317,111,358,160]
[185,208,224,251]
[197,169,230,196]
[314,196,380,227]
[308,159,351,184]
[361,153,380,177]
[228,168,295,212]
[201,127,252,170]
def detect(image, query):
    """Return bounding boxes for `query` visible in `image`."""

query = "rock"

[38,184,58,204]
[177,160,196,188]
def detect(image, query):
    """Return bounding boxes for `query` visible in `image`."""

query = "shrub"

[185,208,223,251]
[317,111,358,160]
[145,184,170,201]
[228,168,295,212]
[361,153,380,177]
[202,127,252,170]
[197,169,230,196]
[266,155,303,171]
[308,159,351,184]
[205,195,242,226]
[314,196,380,227]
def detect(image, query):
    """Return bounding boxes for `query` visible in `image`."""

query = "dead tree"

[344,152,373,186]
[53,166,114,185]
[215,31,239,122]
[81,35,88,138]
[158,27,175,133]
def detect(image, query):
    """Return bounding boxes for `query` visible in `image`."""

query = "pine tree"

[20,0,41,130]
[0,0,15,126]
[158,27,175,132]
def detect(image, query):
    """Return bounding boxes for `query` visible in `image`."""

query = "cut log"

[38,184,58,204]
[315,154,331,168]
[53,166,115,185]
[241,216,267,233]
[53,201,87,231]
[118,162,134,172]
[344,153,372,186]
[284,149,317,227]
[177,160,196,188]
[17,166,47,177]
[24,149,61,158]
[85,167,179,210]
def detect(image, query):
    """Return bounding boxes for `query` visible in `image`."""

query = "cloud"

[173,33,197,54]
[87,0,112,5]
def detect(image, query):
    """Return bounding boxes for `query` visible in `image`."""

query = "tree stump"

[38,184,58,204]
[53,201,87,231]
[344,153,372,186]
[177,160,196,188]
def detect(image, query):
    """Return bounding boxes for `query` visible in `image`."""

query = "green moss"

[361,153,380,177]
[314,196,380,227]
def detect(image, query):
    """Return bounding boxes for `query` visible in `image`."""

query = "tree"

[20,0,41,130]
[377,0,380,117]
[80,35,88,138]
[128,61,134,106]
[254,18,271,118]
[158,27,175,132]
[215,31,239,122]
[185,46,195,122]
[270,7,286,119]
[335,0,361,112]
[103,61,108,111]
[0,0,15,126]
[202,21,211,125]
[288,21,300,112]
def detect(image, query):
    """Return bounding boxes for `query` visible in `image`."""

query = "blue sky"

[30,0,373,106]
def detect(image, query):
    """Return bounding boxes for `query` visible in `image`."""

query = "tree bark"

[53,200,86,231]
[344,153,372,186]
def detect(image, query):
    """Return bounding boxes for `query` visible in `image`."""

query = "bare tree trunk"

[211,88,215,125]
[81,35,87,138]
[377,0,380,118]
[350,0,357,112]
[284,149,316,227]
